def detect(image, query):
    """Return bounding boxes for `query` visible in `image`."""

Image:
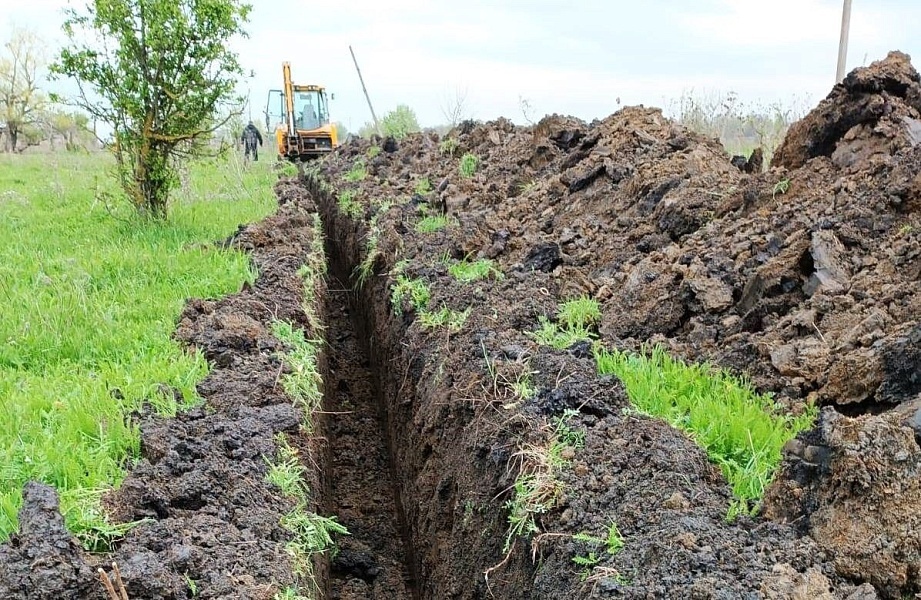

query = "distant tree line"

[0,27,97,152]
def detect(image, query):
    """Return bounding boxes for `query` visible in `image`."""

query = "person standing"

[241,121,263,161]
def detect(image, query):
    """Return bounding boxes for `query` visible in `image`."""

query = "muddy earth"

[309,51,920,598]
[2,51,920,599]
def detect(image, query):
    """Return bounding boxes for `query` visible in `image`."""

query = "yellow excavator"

[265,62,338,161]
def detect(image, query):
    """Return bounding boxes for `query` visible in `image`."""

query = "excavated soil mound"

[312,50,920,597]
[0,180,326,599]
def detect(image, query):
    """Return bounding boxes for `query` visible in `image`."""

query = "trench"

[317,274,421,598]
[307,171,537,600]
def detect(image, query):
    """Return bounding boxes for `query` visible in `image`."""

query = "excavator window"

[293,90,329,131]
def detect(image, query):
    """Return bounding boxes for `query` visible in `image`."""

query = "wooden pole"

[836,0,853,83]
[349,45,381,135]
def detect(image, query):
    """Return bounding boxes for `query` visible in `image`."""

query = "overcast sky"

[4,0,921,132]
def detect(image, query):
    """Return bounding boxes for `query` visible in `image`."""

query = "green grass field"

[0,151,277,546]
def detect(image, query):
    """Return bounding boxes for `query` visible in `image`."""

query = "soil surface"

[307,50,921,598]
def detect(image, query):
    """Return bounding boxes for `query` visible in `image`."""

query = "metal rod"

[349,45,380,135]
[836,0,853,83]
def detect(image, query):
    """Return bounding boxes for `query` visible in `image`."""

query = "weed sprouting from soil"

[510,372,536,402]
[459,152,479,178]
[531,316,595,350]
[350,197,398,289]
[530,297,599,349]
[558,296,601,329]
[344,160,368,182]
[267,435,349,596]
[266,434,306,498]
[419,305,470,333]
[60,487,151,552]
[414,178,432,196]
[503,410,584,553]
[275,588,309,600]
[572,520,624,576]
[594,345,817,505]
[391,276,431,315]
[772,177,791,199]
[367,145,381,158]
[337,189,363,218]
[416,214,455,233]
[439,137,459,156]
[448,257,503,282]
[271,321,323,420]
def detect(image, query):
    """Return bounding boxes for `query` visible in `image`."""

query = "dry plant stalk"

[98,562,129,600]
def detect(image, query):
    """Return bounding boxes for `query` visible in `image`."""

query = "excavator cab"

[265,63,338,161]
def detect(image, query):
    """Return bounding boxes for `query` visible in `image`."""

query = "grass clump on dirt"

[337,189,363,218]
[344,159,367,182]
[419,305,470,333]
[0,152,276,546]
[439,137,459,156]
[448,257,503,282]
[504,410,584,552]
[367,145,381,158]
[355,207,391,288]
[594,346,816,506]
[391,275,431,315]
[414,178,432,196]
[416,214,454,233]
[459,152,479,178]
[272,321,323,420]
[528,295,814,510]
[266,435,349,598]
[530,297,600,349]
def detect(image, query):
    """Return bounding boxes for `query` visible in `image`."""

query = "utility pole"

[349,45,380,135]
[836,0,853,83]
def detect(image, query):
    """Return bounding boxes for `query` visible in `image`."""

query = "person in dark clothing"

[241,121,263,161]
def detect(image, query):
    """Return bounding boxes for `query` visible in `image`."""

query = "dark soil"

[308,50,921,598]
[321,280,417,599]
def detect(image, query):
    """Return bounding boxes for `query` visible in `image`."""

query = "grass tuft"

[391,276,431,315]
[594,345,816,505]
[530,297,599,350]
[419,305,470,333]
[439,137,459,156]
[459,152,479,178]
[344,160,367,182]
[271,321,323,422]
[416,214,455,233]
[448,258,503,283]
[414,178,432,196]
[504,410,583,552]
[337,190,363,218]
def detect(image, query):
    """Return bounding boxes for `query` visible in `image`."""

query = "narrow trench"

[319,272,420,600]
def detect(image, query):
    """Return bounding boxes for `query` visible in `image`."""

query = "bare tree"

[0,28,46,152]
[440,86,470,128]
